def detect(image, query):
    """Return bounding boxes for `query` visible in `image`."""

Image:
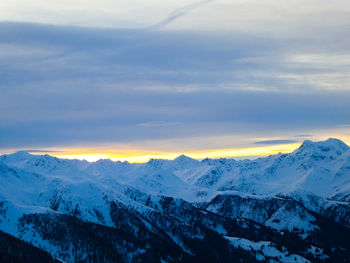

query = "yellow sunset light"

[50,142,302,163]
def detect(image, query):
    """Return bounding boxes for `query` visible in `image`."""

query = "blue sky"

[0,1,350,160]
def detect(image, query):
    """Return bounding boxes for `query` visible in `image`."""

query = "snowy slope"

[1,138,349,202]
[225,236,310,263]
[0,138,350,262]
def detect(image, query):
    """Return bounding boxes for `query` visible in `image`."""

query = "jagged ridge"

[0,138,349,262]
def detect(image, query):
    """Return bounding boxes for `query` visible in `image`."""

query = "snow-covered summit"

[172,154,199,168]
[293,138,349,157]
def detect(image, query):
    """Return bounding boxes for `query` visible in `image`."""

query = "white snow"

[264,204,318,238]
[225,236,310,262]
[0,138,349,261]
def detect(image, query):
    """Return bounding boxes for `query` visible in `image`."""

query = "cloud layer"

[0,21,349,151]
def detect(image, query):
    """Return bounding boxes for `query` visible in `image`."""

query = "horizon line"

[2,137,348,163]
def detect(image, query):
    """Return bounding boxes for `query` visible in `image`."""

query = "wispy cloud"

[337,124,350,128]
[294,134,313,138]
[137,121,182,127]
[253,140,298,145]
[25,150,63,153]
[149,0,214,30]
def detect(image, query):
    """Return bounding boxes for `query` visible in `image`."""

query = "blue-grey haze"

[0,22,349,149]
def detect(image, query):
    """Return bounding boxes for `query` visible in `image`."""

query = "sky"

[0,0,350,162]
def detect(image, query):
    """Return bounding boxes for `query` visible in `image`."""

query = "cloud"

[137,121,182,127]
[25,150,63,153]
[253,140,298,145]
[337,124,350,128]
[0,22,350,150]
[294,134,313,138]
[149,0,214,30]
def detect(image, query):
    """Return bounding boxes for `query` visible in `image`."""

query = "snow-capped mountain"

[0,138,350,262]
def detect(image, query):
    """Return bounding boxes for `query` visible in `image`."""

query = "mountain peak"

[3,151,33,159]
[174,154,196,162]
[323,137,349,147]
[172,154,199,167]
[295,138,349,156]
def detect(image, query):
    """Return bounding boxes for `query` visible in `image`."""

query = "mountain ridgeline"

[0,138,350,262]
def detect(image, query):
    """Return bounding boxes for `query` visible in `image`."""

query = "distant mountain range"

[0,138,350,262]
